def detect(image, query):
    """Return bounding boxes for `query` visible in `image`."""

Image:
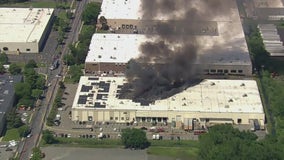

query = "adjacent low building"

[0,75,22,136]
[259,24,284,57]
[0,8,54,54]
[85,34,147,75]
[85,32,252,76]
[72,76,265,128]
[253,0,284,20]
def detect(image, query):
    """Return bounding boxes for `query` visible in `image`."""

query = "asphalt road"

[18,1,87,159]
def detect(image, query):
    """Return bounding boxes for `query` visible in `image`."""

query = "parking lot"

[0,142,18,160]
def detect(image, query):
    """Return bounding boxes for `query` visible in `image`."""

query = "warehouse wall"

[72,108,264,126]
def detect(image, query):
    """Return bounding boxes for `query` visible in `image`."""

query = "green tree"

[198,124,282,160]
[31,89,43,100]
[0,52,8,64]
[23,68,38,89]
[121,128,150,149]
[9,63,22,75]
[18,125,30,137]
[63,54,75,66]
[42,130,57,144]
[82,2,101,25]
[6,111,23,129]
[57,27,65,44]
[246,27,269,70]
[17,97,34,107]
[15,82,31,99]
[0,64,5,74]
[66,10,73,19]
[79,25,95,43]
[68,65,83,83]
[25,59,37,68]
[35,75,46,90]
[30,147,43,160]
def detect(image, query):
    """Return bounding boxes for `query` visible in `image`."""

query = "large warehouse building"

[72,76,265,128]
[88,0,252,76]
[85,32,252,76]
[0,8,54,54]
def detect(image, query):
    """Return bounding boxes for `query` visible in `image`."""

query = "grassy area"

[150,140,199,147]
[39,136,123,148]
[41,137,200,159]
[2,128,20,141]
[0,1,58,8]
[147,147,199,160]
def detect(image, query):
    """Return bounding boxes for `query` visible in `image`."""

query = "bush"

[18,125,30,137]
[42,130,57,144]
[121,128,150,149]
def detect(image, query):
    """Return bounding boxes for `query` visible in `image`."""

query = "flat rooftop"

[259,24,284,56]
[73,76,264,114]
[85,31,251,66]
[100,0,142,20]
[254,0,284,8]
[0,8,54,43]
[85,34,148,63]
[89,0,251,66]
[0,75,22,121]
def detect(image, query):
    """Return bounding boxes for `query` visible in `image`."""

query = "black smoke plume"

[120,0,235,104]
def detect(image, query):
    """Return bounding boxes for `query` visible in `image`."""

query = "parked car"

[140,126,148,130]
[26,133,32,138]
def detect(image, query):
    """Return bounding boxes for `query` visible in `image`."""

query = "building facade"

[0,8,54,54]
[72,76,265,128]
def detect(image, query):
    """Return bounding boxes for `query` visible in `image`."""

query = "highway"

[18,1,87,159]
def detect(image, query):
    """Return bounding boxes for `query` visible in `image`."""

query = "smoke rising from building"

[121,0,235,103]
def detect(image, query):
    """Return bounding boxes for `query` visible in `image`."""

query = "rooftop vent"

[228,99,233,102]
[182,103,186,106]
[103,35,106,38]
[240,83,245,87]
[114,47,117,50]
[118,35,120,38]
[210,82,215,86]
[100,47,103,50]
[98,55,102,58]
[242,94,248,97]
[225,105,229,108]
[120,101,124,104]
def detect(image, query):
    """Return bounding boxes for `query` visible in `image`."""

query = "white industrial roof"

[86,32,250,65]
[73,76,264,114]
[88,0,251,65]
[99,0,142,20]
[85,34,149,63]
[0,8,54,43]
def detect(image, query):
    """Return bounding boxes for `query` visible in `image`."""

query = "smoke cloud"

[121,0,235,104]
